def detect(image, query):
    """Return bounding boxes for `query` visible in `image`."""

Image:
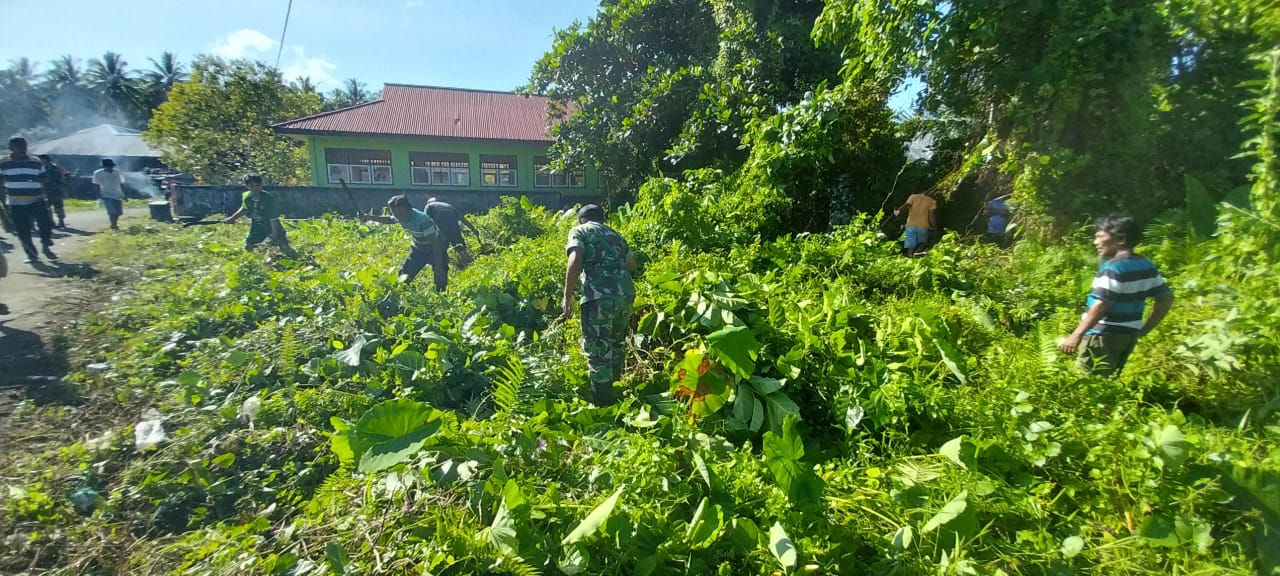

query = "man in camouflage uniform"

[562,204,636,406]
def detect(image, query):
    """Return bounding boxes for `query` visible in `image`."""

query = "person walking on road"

[562,204,637,407]
[424,197,479,268]
[360,195,448,291]
[0,137,59,264]
[1059,214,1174,377]
[223,174,297,257]
[38,154,68,229]
[894,189,938,257]
[92,158,126,230]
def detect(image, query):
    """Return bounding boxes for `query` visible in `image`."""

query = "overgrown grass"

[62,198,152,212]
[0,200,1275,575]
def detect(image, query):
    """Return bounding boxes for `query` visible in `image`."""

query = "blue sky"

[2,0,921,113]
[0,0,600,92]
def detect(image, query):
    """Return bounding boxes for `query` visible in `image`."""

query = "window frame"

[533,156,585,188]
[409,152,470,187]
[325,148,393,185]
[480,154,518,188]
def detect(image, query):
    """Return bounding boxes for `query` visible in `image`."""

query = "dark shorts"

[245,221,277,248]
[102,198,123,216]
[1076,332,1138,377]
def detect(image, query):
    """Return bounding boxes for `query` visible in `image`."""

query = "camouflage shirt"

[567,221,635,303]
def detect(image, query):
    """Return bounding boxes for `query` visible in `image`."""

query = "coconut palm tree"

[45,55,85,89]
[293,76,318,95]
[87,51,141,123]
[140,52,186,116]
[43,55,96,132]
[323,77,372,111]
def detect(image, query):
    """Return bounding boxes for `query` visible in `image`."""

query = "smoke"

[122,171,163,199]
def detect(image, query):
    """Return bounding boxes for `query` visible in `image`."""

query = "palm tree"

[87,51,141,123]
[144,52,186,90]
[324,77,372,110]
[293,76,318,94]
[7,58,37,86]
[140,52,186,116]
[43,55,95,132]
[45,55,84,89]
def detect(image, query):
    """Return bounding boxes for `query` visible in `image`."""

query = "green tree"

[816,0,1273,232]
[87,51,142,123]
[0,59,47,140]
[323,77,375,111]
[144,57,321,184]
[140,52,187,115]
[528,0,840,200]
[41,55,98,134]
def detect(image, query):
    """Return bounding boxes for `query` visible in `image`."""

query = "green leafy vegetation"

[1,163,1277,573]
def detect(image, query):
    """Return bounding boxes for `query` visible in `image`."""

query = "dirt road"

[0,207,147,406]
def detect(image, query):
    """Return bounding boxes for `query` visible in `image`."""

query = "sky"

[0,0,600,93]
[2,0,922,113]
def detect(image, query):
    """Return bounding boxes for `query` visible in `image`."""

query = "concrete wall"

[302,134,601,196]
[174,184,601,219]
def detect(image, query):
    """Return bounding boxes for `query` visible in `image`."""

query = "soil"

[0,208,146,426]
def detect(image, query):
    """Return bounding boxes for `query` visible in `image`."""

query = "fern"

[493,354,526,414]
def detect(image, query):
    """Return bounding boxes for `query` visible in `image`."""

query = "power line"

[275,0,294,69]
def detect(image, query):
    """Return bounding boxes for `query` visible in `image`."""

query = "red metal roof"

[273,84,561,142]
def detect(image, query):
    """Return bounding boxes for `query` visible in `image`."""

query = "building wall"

[303,135,599,196]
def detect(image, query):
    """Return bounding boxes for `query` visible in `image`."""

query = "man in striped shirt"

[0,137,58,263]
[1059,214,1174,376]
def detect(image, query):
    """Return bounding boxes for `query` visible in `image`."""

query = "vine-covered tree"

[528,0,842,199]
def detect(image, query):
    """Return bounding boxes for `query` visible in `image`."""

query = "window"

[534,156,585,188]
[325,148,392,185]
[480,154,517,187]
[410,152,469,186]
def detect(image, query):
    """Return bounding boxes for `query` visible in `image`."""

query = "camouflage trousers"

[580,296,633,406]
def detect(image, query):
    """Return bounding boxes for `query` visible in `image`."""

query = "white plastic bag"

[134,408,167,451]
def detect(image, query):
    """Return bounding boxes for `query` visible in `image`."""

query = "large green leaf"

[922,491,968,534]
[332,398,444,473]
[671,349,730,417]
[768,522,798,571]
[561,485,624,545]
[707,325,760,378]
[763,414,823,504]
[488,502,518,554]
[763,391,801,433]
[684,497,726,549]
[333,336,369,367]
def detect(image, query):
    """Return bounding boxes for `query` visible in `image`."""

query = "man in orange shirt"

[894,189,938,256]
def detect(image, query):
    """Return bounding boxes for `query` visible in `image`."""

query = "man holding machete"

[223,174,297,257]
[360,195,449,291]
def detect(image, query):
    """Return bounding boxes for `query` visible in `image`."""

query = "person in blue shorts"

[894,189,937,256]
[92,159,126,230]
[1059,214,1174,376]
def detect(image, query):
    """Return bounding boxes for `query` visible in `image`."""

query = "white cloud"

[404,0,424,7]
[213,29,276,59]
[281,46,339,90]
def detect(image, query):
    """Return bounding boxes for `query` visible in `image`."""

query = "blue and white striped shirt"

[1085,254,1173,334]
[0,155,46,206]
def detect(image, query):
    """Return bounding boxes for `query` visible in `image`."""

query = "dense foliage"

[528,0,843,196]
[2,138,1278,574]
[143,58,322,185]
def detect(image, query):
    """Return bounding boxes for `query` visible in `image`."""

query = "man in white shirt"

[92,158,126,230]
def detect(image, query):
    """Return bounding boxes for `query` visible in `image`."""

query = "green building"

[273,84,597,198]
